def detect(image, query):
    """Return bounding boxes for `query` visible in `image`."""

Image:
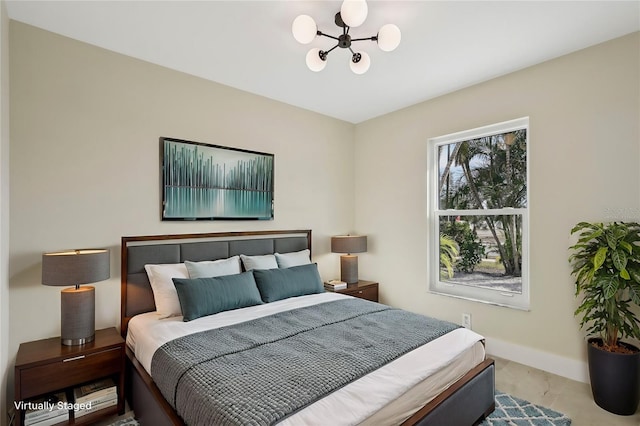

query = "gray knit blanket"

[151,298,459,426]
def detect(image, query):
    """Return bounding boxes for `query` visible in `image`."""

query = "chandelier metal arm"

[324,44,340,55]
[317,31,341,42]
[351,36,378,43]
[317,31,377,46]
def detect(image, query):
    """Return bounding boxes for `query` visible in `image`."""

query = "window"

[428,117,529,310]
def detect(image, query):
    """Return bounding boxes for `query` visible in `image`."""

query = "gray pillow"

[275,249,311,268]
[172,272,263,321]
[252,263,324,303]
[240,254,278,271]
[185,256,241,278]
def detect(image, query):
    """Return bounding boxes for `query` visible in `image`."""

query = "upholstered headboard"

[120,230,312,336]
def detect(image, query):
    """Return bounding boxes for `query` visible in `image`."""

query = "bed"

[121,230,495,425]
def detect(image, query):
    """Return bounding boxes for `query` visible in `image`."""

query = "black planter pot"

[587,338,640,415]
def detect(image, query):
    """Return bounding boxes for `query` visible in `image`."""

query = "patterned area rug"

[109,391,571,426]
[108,418,139,426]
[481,391,572,425]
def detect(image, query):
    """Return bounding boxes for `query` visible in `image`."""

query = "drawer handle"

[358,291,363,294]
[63,355,85,362]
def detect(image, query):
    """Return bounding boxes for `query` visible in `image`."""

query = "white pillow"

[275,249,311,268]
[240,254,278,271]
[144,263,188,318]
[185,256,242,279]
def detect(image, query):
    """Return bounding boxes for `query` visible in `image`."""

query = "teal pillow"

[172,272,263,321]
[252,263,324,303]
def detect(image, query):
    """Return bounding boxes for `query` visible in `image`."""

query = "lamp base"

[340,255,359,284]
[61,286,95,346]
[61,334,95,346]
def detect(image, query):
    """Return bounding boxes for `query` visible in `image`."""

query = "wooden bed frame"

[120,229,495,425]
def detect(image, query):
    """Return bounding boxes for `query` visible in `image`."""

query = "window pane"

[439,214,523,294]
[438,130,527,210]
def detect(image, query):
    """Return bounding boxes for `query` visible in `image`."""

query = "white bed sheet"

[127,292,485,425]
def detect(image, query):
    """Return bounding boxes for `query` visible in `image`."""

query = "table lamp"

[42,249,110,345]
[331,235,367,284]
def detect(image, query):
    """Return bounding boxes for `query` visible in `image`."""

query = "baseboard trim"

[485,337,589,384]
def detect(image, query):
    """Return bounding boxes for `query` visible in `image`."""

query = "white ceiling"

[6,1,640,123]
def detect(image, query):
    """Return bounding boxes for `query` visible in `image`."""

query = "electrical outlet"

[462,313,472,329]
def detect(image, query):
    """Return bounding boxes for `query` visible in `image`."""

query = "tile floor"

[494,357,640,426]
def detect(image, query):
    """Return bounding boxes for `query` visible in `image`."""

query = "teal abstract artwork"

[161,138,274,220]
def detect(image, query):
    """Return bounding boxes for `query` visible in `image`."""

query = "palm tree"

[454,139,511,273]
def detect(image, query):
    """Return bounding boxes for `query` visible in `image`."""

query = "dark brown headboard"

[120,230,312,336]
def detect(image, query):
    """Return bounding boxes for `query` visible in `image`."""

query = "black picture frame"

[160,137,274,221]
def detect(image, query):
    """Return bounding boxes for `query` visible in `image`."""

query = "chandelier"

[292,0,401,74]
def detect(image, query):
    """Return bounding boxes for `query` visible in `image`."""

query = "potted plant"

[569,221,640,415]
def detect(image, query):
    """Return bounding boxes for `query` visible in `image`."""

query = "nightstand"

[14,327,125,426]
[325,280,379,302]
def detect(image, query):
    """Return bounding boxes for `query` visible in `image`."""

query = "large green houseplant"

[568,221,640,415]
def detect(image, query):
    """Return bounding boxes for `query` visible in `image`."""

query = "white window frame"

[427,117,530,310]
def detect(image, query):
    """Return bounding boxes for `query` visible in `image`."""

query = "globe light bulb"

[349,51,370,74]
[306,48,327,72]
[340,0,368,28]
[292,15,317,44]
[377,24,401,52]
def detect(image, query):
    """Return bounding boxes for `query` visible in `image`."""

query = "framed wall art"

[161,137,274,220]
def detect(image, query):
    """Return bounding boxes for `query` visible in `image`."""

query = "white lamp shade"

[378,24,401,52]
[292,15,317,44]
[340,0,368,28]
[306,48,327,72]
[350,51,370,74]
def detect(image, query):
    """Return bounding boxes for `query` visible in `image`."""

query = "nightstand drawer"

[343,286,378,302]
[18,346,122,400]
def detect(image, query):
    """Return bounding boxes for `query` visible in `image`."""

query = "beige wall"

[8,20,355,401]
[354,32,640,376]
[1,1,10,424]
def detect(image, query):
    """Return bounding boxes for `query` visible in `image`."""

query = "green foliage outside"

[439,130,526,277]
[439,234,458,279]
[569,222,640,350]
[458,230,486,273]
[441,221,485,273]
